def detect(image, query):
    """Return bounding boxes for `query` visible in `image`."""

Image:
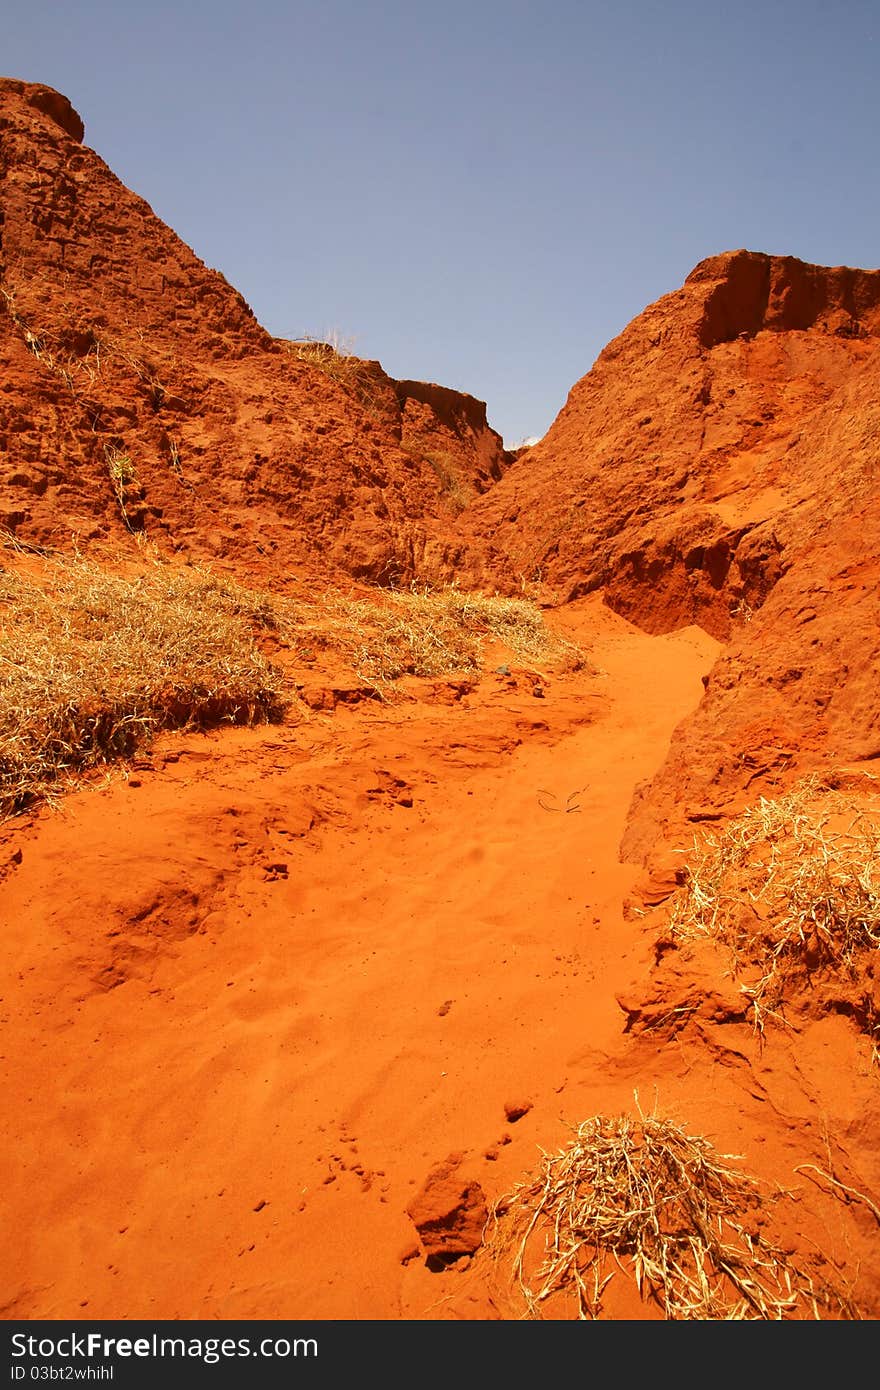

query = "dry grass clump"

[399,444,474,512]
[104,442,139,529]
[0,545,582,814]
[421,450,472,512]
[668,776,880,1038]
[285,337,385,413]
[0,555,285,816]
[304,585,582,690]
[490,1110,824,1320]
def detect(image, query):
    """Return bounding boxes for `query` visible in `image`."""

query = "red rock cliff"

[0,79,508,580]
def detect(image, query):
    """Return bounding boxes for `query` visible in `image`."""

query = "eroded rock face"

[690,250,880,346]
[465,249,880,857]
[0,80,507,582]
[467,249,880,640]
[0,78,84,142]
[620,337,880,859]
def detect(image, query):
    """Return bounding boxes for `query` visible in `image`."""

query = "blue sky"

[5,1,879,445]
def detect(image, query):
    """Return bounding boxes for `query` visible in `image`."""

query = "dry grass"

[0,555,285,817]
[397,441,475,511]
[1,289,176,403]
[299,585,583,690]
[104,443,139,529]
[285,338,386,413]
[416,448,473,512]
[489,1108,830,1320]
[668,776,880,1040]
[0,547,582,815]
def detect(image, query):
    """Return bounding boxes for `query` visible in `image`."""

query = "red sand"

[0,601,716,1318]
[4,601,878,1319]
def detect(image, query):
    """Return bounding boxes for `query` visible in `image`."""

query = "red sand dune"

[2,80,880,1321]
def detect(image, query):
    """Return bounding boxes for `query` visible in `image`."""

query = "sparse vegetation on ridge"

[284,336,386,412]
[489,1107,844,1319]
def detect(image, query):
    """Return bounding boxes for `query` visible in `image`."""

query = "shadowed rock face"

[691,249,880,346]
[0,80,508,581]
[0,78,84,142]
[467,248,880,639]
[621,345,880,862]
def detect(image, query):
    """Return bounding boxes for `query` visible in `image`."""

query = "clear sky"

[4,1,879,445]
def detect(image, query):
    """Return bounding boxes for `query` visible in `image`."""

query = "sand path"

[0,599,718,1319]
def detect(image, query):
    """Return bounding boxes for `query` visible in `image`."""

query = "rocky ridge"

[0,78,508,582]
